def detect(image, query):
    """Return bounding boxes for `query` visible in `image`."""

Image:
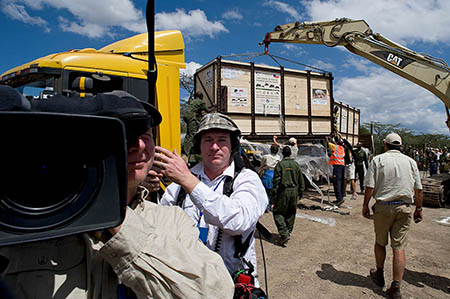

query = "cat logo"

[386,53,403,67]
[371,50,414,69]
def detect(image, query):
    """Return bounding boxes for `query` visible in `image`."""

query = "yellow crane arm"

[263,18,450,130]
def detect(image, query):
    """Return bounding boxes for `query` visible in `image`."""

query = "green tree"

[361,122,450,155]
[179,73,195,134]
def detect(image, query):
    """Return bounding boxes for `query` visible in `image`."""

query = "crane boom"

[263,18,450,130]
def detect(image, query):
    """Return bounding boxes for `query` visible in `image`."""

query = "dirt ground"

[254,186,450,299]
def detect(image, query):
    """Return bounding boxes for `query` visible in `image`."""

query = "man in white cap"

[362,132,423,299]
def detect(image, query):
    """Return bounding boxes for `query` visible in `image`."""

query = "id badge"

[198,226,209,244]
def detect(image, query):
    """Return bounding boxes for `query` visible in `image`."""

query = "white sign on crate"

[230,87,249,107]
[255,71,281,114]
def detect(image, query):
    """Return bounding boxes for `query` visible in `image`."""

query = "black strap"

[175,187,187,207]
[233,233,253,259]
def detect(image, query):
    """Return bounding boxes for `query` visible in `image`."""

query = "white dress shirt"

[161,161,268,285]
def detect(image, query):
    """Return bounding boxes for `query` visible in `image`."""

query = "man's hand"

[362,204,371,219]
[413,209,423,223]
[154,146,200,193]
[142,169,163,192]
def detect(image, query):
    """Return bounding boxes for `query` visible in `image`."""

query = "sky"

[1,0,450,135]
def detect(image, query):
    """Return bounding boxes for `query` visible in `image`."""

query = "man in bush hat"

[158,112,268,287]
[362,132,423,299]
[0,87,234,299]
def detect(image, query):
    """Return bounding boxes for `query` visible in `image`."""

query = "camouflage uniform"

[354,147,368,192]
[271,157,305,243]
[182,98,209,159]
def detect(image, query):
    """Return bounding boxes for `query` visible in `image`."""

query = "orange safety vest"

[329,144,345,165]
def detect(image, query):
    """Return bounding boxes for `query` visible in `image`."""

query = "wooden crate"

[334,101,360,145]
[194,57,358,142]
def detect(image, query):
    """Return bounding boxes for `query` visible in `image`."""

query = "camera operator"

[0,86,234,299]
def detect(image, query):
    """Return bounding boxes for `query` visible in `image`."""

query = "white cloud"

[334,69,448,134]
[342,57,374,74]
[180,61,202,77]
[222,9,243,20]
[58,17,108,39]
[309,59,335,71]
[2,2,49,30]
[302,0,450,44]
[263,1,302,20]
[2,0,146,38]
[155,9,228,39]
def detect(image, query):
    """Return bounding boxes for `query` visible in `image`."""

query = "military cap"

[193,113,241,140]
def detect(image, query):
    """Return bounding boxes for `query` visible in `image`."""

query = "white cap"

[289,137,297,144]
[384,132,402,146]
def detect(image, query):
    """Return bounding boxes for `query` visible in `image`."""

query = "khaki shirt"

[364,150,422,203]
[0,187,234,299]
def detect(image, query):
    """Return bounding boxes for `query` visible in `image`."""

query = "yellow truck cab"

[0,30,185,152]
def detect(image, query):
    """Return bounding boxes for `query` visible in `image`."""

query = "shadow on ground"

[316,263,384,296]
[254,224,288,248]
[404,268,450,294]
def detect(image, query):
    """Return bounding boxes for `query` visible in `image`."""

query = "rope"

[268,54,331,74]
[217,51,331,75]
[219,52,267,62]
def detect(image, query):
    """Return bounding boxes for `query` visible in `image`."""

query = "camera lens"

[1,159,87,214]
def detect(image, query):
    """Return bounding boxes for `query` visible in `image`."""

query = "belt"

[377,200,408,206]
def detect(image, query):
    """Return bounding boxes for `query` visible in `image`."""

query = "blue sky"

[1,0,450,135]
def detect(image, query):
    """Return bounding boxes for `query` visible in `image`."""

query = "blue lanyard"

[197,175,228,244]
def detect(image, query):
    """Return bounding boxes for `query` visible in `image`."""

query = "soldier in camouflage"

[271,146,305,247]
[354,142,369,193]
[182,91,210,165]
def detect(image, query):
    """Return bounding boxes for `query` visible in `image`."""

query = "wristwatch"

[416,207,423,211]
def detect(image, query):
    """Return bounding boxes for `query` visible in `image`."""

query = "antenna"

[146,0,156,105]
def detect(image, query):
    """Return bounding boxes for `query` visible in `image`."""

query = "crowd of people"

[403,145,450,176]
[0,85,427,299]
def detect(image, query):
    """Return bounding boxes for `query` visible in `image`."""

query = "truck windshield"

[14,75,57,100]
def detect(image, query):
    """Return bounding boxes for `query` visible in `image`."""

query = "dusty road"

[255,188,450,299]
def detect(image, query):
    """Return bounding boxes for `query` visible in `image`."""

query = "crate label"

[255,71,281,114]
[312,88,328,105]
[230,87,249,107]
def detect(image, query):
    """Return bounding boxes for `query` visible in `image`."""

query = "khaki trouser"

[373,203,412,249]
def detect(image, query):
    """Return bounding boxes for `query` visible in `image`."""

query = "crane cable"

[218,52,331,75]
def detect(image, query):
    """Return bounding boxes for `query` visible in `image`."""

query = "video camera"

[0,88,131,246]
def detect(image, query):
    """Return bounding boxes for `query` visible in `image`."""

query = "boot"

[386,281,401,299]
[369,268,385,288]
